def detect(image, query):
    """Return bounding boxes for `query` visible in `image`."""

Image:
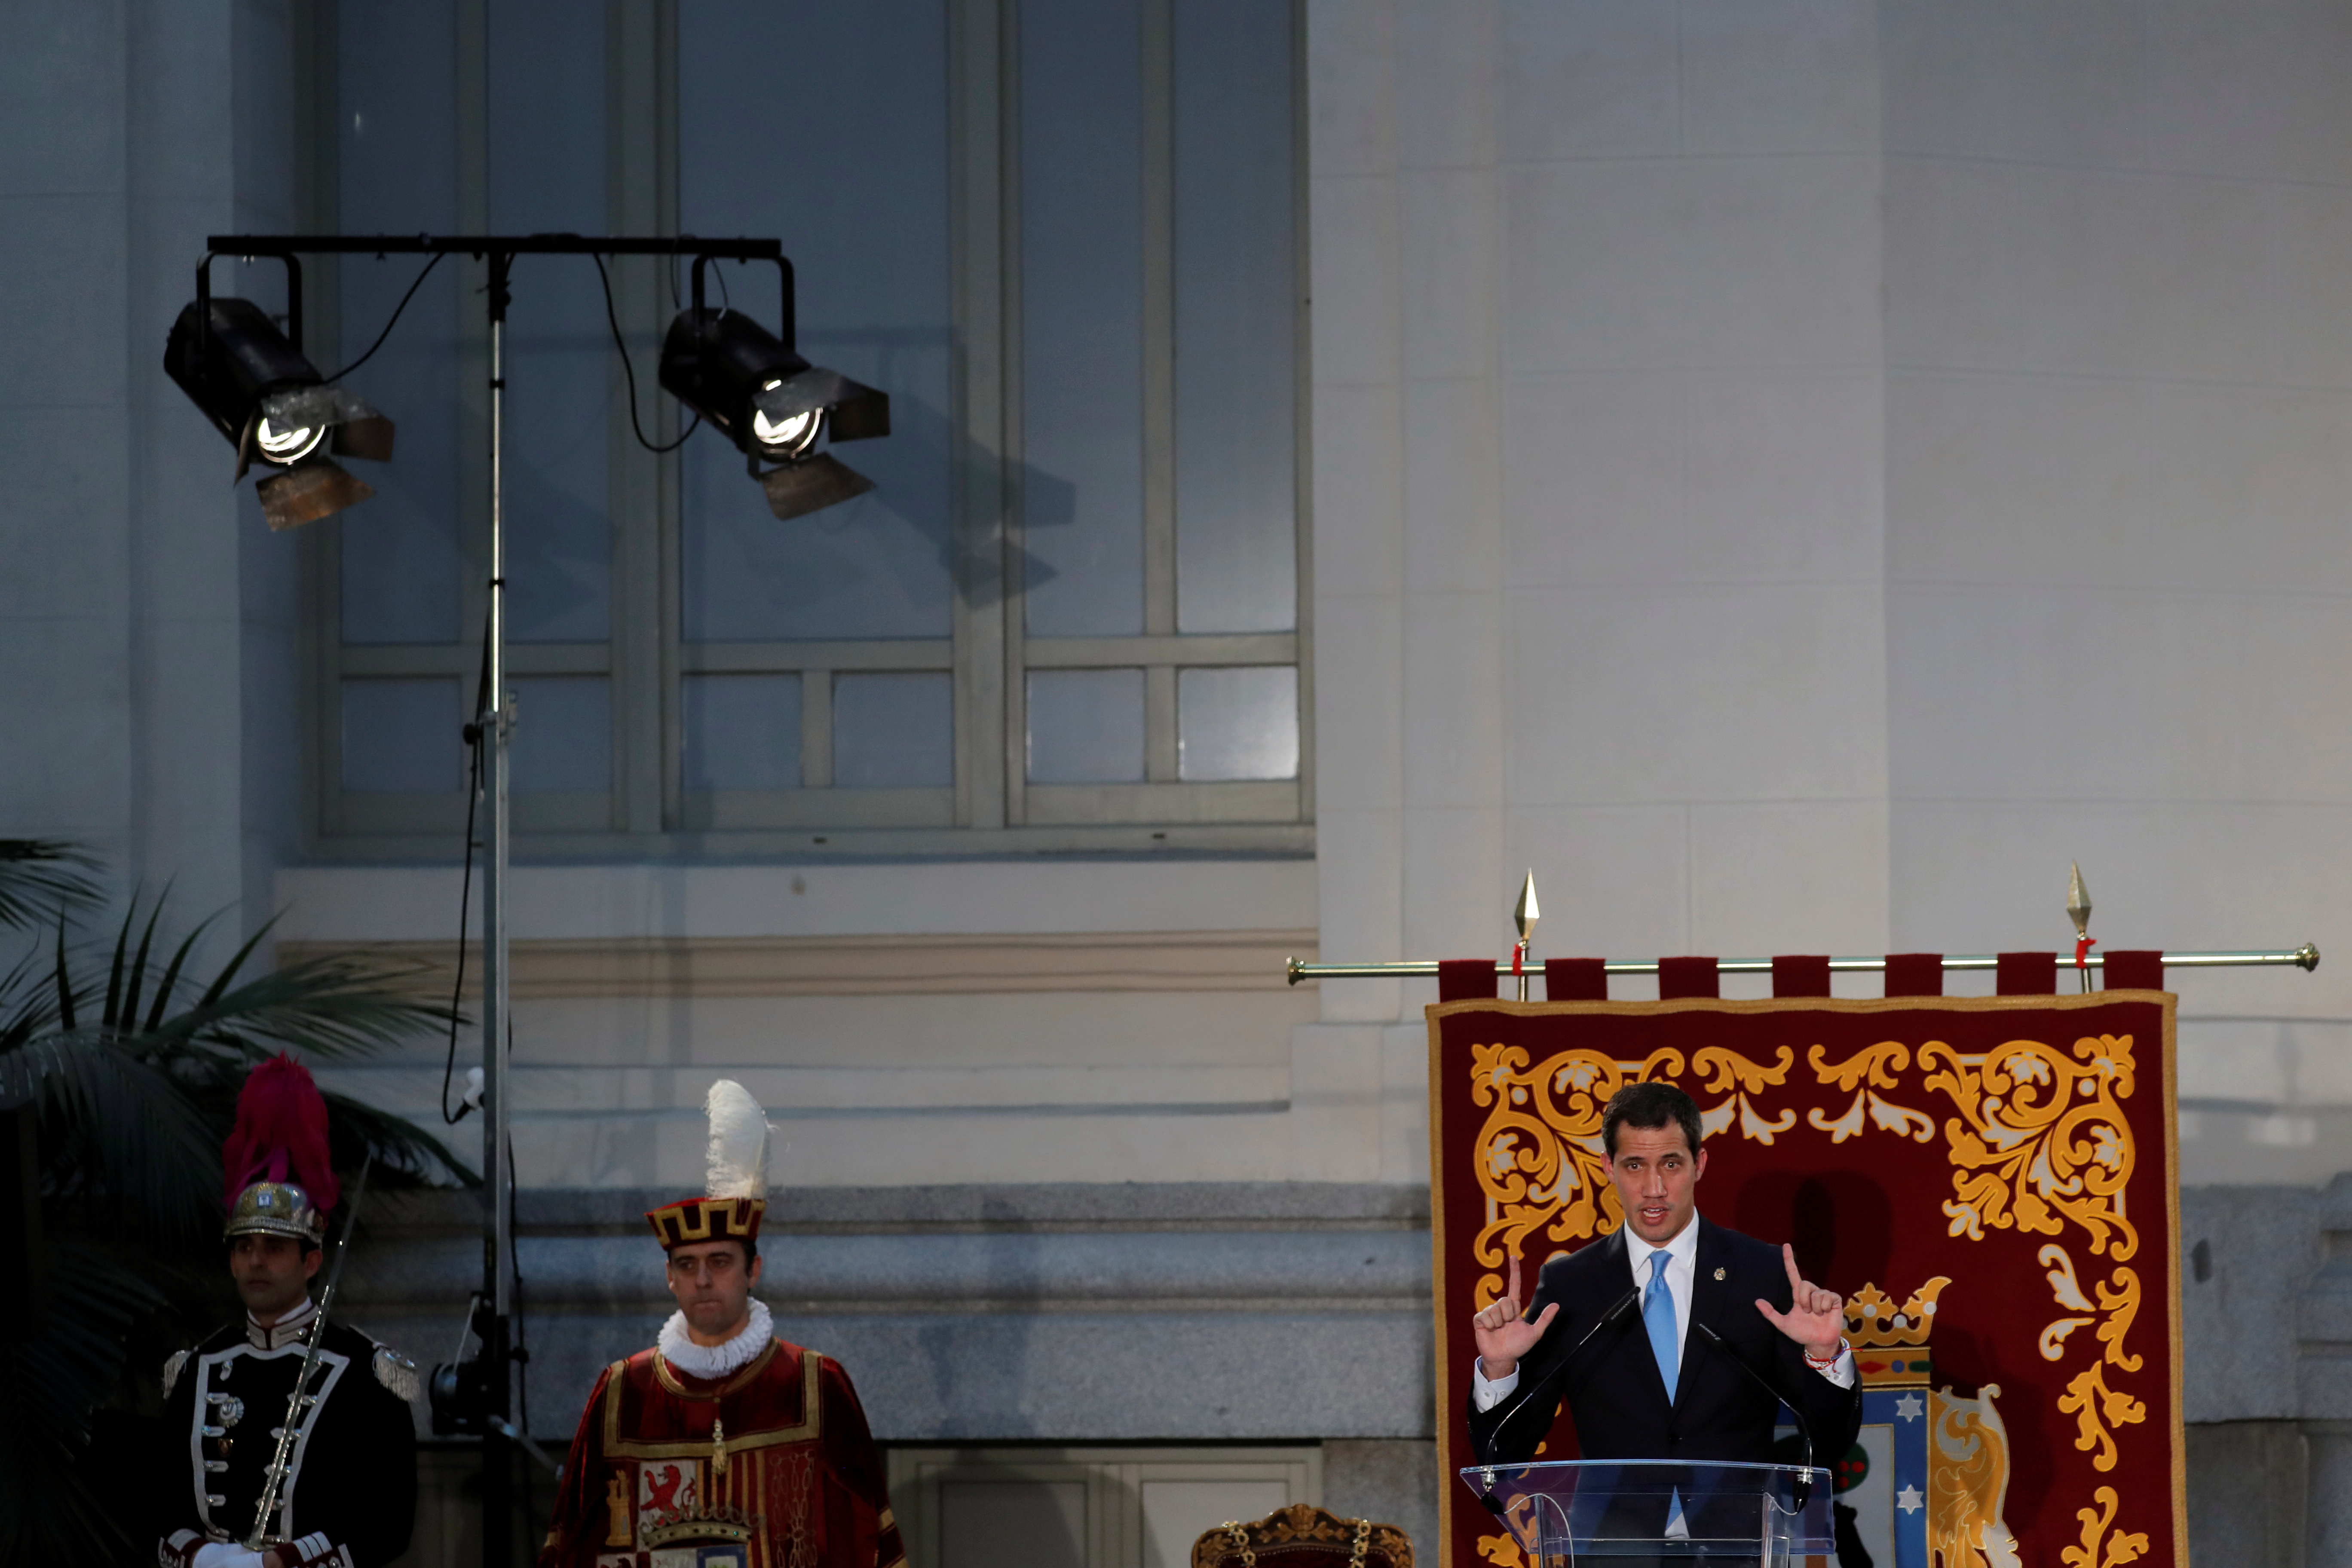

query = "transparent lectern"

[1460,1461,1834,1567]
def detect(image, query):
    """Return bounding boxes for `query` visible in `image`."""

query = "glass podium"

[1460,1461,1835,1567]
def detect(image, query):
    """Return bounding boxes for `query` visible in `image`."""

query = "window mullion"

[1139,0,1178,791]
[614,0,674,841]
[1288,0,1314,825]
[1139,0,1176,641]
[996,0,1030,827]
[1145,665,1177,783]
[952,0,1010,832]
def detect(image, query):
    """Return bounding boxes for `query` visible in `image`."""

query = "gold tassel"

[712,1411,728,1478]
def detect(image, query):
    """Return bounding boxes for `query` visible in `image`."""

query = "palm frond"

[0,946,61,1053]
[0,1029,224,1244]
[1,874,478,1559]
[0,839,102,931]
[147,908,227,1032]
[152,946,452,1062]
[112,884,172,1029]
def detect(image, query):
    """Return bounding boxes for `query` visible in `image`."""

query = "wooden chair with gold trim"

[1190,1503,1413,1568]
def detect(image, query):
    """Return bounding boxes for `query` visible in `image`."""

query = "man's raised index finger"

[1782,1242,1806,1289]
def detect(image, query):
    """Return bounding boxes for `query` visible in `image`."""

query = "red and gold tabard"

[538,1335,903,1568]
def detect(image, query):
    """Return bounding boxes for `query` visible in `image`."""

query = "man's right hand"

[1472,1253,1559,1382]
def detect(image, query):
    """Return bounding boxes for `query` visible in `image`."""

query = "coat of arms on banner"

[1428,992,2182,1568]
[640,1460,702,1534]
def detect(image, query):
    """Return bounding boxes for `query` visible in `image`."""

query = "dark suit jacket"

[1465,1217,1865,1477]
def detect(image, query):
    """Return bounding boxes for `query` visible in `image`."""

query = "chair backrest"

[1189,1503,1414,1568]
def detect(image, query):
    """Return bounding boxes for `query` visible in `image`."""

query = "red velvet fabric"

[1544,958,1608,1001]
[1656,956,1720,999]
[2104,949,2165,990]
[1437,959,1498,1002]
[1771,955,1831,998]
[1997,951,2058,995]
[539,1340,900,1568]
[1883,953,1943,997]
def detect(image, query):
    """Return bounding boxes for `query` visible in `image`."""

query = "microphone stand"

[1478,1282,1645,1473]
[1692,1322,1819,1512]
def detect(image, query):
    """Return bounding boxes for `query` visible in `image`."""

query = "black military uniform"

[158,1298,419,1568]
[155,1053,420,1568]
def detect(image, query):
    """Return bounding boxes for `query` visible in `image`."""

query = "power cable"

[592,252,701,454]
[439,608,492,1125]
[324,251,444,383]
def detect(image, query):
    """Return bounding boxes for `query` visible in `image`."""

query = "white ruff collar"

[658,1298,773,1380]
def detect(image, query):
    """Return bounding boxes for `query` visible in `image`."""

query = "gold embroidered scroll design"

[2038,1244,2142,1372]
[1919,1034,2140,1262]
[1929,1385,2022,1568]
[1807,1042,1939,1145]
[2061,1486,2149,1568]
[1467,1043,1682,1308]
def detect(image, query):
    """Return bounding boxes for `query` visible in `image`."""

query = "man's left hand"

[1754,1242,1844,1361]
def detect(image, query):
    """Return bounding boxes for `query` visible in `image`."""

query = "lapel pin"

[1714,1268,1725,1280]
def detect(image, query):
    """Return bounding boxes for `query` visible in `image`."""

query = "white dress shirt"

[1470,1216,1856,1412]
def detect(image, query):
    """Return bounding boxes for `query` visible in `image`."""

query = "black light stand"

[200,232,798,1568]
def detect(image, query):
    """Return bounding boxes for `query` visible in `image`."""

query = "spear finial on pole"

[2067,862,2095,992]
[1513,871,1540,1001]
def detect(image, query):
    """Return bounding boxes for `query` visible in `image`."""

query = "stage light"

[164,295,395,530]
[657,304,890,523]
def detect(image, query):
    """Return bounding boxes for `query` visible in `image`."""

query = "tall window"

[309,0,1308,857]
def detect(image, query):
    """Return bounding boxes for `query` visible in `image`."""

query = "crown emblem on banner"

[642,1502,761,1547]
[1841,1277,1950,1386]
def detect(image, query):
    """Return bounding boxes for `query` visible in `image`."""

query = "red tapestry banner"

[1427,993,2183,1568]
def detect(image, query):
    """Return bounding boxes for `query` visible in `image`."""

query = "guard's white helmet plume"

[704,1079,775,1201]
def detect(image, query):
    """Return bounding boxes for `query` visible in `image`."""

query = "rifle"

[245,1152,373,1551]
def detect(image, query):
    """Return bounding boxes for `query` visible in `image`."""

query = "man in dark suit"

[1464,1081,1864,1540]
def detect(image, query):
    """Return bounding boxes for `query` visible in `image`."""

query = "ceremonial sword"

[245,1151,373,1552]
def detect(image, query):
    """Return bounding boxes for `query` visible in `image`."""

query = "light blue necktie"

[1643,1251,1687,1538]
[1643,1250,1678,1401]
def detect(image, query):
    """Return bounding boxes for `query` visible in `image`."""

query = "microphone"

[1693,1322,1818,1511]
[1479,1282,1645,1467]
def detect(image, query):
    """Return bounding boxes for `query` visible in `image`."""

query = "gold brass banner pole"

[1284,945,2319,985]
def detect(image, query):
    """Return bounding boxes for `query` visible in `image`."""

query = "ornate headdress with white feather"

[703,1079,775,1200]
[645,1078,778,1249]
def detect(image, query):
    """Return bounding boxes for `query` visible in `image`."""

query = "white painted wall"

[1877,0,2352,1184]
[0,0,295,950]
[1302,0,2352,1188]
[277,860,1329,1188]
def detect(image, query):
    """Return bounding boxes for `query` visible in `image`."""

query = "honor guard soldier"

[539,1081,904,1568]
[156,1055,419,1568]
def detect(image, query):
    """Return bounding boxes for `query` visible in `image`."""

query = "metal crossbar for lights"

[1286,946,2320,984]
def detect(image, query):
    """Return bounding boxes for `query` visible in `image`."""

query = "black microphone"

[1693,1321,1818,1511]
[1479,1282,1645,1467]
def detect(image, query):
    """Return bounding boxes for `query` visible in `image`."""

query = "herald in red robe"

[539,1336,904,1568]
